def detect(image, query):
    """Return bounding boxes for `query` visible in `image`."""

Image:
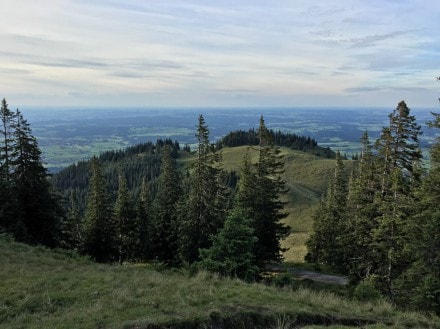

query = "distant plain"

[24,107,438,171]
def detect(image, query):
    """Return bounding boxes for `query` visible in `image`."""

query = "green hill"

[212,146,353,262]
[53,143,350,263]
[1,235,438,329]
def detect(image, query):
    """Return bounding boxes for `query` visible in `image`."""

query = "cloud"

[1,0,439,107]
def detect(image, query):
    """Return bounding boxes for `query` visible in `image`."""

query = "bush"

[353,279,382,302]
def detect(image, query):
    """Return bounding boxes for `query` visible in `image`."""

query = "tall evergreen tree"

[345,132,381,282]
[137,179,151,261]
[59,190,82,250]
[151,145,181,265]
[372,101,422,296]
[306,151,348,269]
[179,115,227,263]
[0,98,15,184]
[198,208,258,281]
[251,116,289,266]
[82,157,116,262]
[114,173,137,264]
[395,91,440,313]
[10,109,61,246]
[0,98,15,232]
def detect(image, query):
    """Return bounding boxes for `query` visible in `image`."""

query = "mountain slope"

[1,235,438,329]
[217,146,353,262]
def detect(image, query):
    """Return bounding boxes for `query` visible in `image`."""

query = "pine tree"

[252,116,289,266]
[114,173,137,264]
[0,99,15,232]
[198,208,258,281]
[0,98,15,184]
[372,101,422,296]
[151,145,181,265]
[179,115,227,263]
[345,132,381,282]
[395,98,440,313]
[82,157,116,262]
[10,109,62,246]
[306,151,348,270]
[236,151,255,206]
[59,190,82,250]
[137,179,151,261]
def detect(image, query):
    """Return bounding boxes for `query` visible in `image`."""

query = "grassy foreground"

[1,236,439,328]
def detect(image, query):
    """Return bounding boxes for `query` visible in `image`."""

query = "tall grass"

[1,236,439,328]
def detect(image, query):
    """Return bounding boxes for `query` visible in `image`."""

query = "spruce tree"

[345,132,381,282]
[371,101,422,296]
[114,173,137,264]
[198,208,258,281]
[252,116,289,266]
[0,98,14,184]
[10,109,62,246]
[0,99,15,232]
[137,179,151,261]
[59,190,82,250]
[306,151,348,270]
[395,96,440,313]
[82,157,116,262]
[179,115,227,263]
[151,145,181,265]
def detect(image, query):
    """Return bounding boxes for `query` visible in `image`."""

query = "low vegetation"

[1,235,439,329]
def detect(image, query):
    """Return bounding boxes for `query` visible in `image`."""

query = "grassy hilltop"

[1,235,439,329]
[200,145,351,262]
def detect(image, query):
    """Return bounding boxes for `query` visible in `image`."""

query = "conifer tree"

[306,151,348,269]
[395,91,440,313]
[0,99,15,232]
[151,145,181,264]
[251,116,289,266]
[236,151,257,212]
[82,157,116,262]
[10,109,61,246]
[179,115,227,263]
[59,190,82,250]
[0,98,14,184]
[114,173,137,264]
[345,132,380,281]
[372,101,422,296]
[198,208,258,281]
[137,179,151,261]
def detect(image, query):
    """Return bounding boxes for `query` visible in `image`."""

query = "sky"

[1,0,439,108]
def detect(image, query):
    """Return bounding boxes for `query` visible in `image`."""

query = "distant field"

[24,107,437,171]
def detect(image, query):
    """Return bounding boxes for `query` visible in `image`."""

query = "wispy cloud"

[1,0,439,107]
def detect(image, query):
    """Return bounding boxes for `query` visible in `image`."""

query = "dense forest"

[307,100,440,314]
[217,128,335,158]
[1,93,440,315]
[0,102,289,279]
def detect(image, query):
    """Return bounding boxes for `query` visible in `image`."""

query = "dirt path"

[266,264,349,286]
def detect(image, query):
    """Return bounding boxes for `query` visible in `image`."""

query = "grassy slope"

[203,146,350,262]
[1,236,438,329]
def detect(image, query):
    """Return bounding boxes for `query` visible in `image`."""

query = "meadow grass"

[219,146,353,262]
[1,236,438,329]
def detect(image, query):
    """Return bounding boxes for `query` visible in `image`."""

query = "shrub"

[353,279,382,302]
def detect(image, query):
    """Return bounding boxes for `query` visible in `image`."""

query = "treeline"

[217,128,335,158]
[1,102,289,281]
[307,100,440,314]
[52,139,238,214]
[52,139,181,212]
[59,115,289,278]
